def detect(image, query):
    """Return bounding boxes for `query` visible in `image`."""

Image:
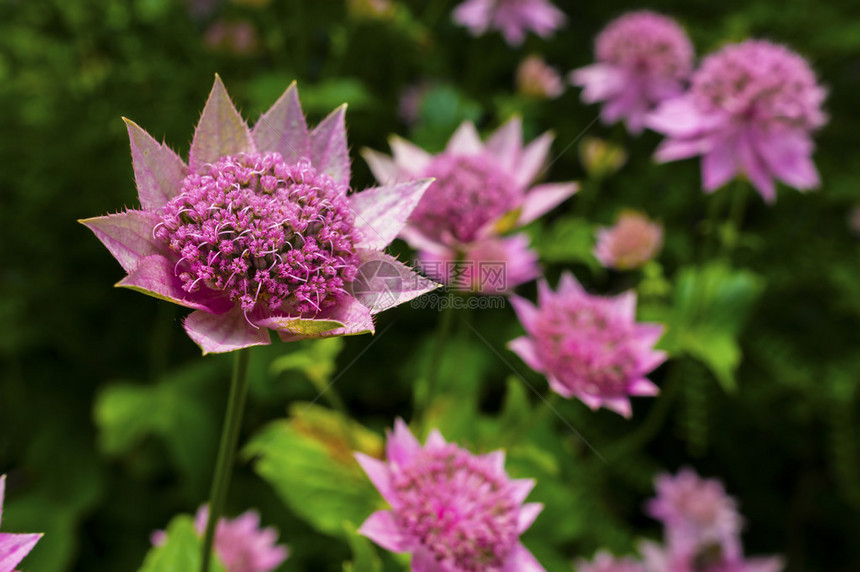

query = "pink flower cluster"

[509,273,665,417]
[364,118,577,293]
[82,77,438,354]
[649,40,827,202]
[577,469,784,572]
[517,55,565,99]
[572,11,693,134]
[152,505,288,572]
[355,419,545,571]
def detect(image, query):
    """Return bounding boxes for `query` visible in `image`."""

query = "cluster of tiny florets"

[412,153,519,244]
[596,11,693,80]
[691,40,827,130]
[533,295,638,397]
[392,444,519,571]
[155,152,359,315]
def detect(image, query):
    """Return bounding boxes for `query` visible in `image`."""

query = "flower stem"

[421,303,455,419]
[201,349,252,572]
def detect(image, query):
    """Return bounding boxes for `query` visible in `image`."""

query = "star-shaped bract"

[0,476,42,572]
[82,76,438,354]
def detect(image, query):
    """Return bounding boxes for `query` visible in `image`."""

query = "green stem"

[201,349,252,572]
[721,180,748,258]
[610,359,684,455]
[421,304,455,418]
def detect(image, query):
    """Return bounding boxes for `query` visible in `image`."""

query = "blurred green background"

[1,0,859,570]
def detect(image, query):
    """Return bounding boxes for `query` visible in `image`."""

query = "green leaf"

[93,361,220,492]
[535,216,599,268]
[342,521,382,572]
[270,337,344,390]
[244,403,383,537]
[139,515,225,572]
[657,263,765,391]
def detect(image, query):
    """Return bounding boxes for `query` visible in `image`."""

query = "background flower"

[648,40,827,202]
[571,11,693,134]
[509,273,665,417]
[355,419,545,571]
[363,117,577,292]
[82,77,437,354]
[517,55,565,99]
[452,0,566,46]
[594,210,663,270]
[152,505,288,572]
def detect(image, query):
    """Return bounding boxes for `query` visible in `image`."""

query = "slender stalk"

[721,180,749,258]
[421,303,455,418]
[609,359,685,456]
[201,349,252,572]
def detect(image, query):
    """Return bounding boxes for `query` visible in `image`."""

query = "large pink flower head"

[0,475,42,572]
[152,505,288,572]
[354,419,545,572]
[594,211,664,271]
[453,0,566,46]
[648,40,827,202]
[571,11,693,134]
[82,76,438,354]
[509,273,666,417]
[363,118,577,292]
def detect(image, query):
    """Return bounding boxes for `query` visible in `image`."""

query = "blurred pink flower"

[509,273,665,417]
[576,550,644,572]
[648,469,742,548]
[363,118,577,292]
[594,211,663,270]
[517,55,565,99]
[648,40,827,202]
[453,0,566,46]
[204,19,260,56]
[355,419,545,571]
[643,469,785,572]
[152,506,288,572]
[571,11,693,134]
[0,475,42,572]
[82,77,437,354]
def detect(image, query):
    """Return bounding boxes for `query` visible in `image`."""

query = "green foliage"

[643,263,765,391]
[139,515,225,572]
[342,522,383,572]
[244,403,382,538]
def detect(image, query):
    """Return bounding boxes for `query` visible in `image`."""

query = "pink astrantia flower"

[643,469,784,572]
[453,0,566,46]
[0,475,43,572]
[509,272,666,417]
[576,550,644,572]
[594,211,663,270]
[517,55,565,99]
[152,505,288,572]
[363,118,577,292]
[648,40,827,203]
[647,469,742,549]
[571,11,693,134]
[355,419,545,572]
[82,76,437,354]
